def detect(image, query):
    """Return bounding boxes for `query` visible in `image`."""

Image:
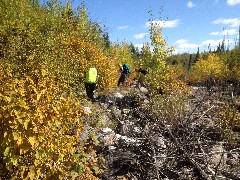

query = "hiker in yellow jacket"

[85,67,97,100]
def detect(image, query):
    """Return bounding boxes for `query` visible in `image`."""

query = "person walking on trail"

[85,67,97,100]
[135,68,148,75]
[117,63,130,87]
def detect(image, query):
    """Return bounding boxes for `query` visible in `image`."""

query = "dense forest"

[0,0,240,179]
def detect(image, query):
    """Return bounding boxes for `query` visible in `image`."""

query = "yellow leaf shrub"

[65,37,119,89]
[107,42,139,87]
[139,43,189,96]
[232,64,240,84]
[189,53,230,85]
[215,101,240,142]
[137,19,189,96]
[0,65,102,179]
[112,41,137,68]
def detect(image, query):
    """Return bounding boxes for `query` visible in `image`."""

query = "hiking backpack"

[123,64,130,74]
[85,67,97,83]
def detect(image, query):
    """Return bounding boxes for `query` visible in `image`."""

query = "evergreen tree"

[188,54,192,71]
[195,47,200,62]
[221,39,225,52]
[129,42,140,60]
[103,32,110,49]
[216,42,221,52]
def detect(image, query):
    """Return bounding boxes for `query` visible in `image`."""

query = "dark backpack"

[123,64,130,74]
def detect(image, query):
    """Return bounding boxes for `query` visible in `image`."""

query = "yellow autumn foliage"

[0,65,103,179]
[189,53,230,85]
[64,36,119,89]
[138,23,189,96]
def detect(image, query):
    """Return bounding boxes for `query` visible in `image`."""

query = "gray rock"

[156,136,166,148]
[83,106,92,114]
[208,144,227,169]
[227,151,240,167]
[140,86,148,94]
[101,127,113,134]
[113,92,124,99]
[143,99,150,104]
[122,108,130,114]
[113,108,122,118]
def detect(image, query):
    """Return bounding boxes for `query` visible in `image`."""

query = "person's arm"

[119,65,123,73]
[118,64,123,72]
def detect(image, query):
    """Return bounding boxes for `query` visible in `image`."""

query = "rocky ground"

[83,83,240,180]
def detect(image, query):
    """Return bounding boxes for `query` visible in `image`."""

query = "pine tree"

[195,47,200,62]
[188,54,192,71]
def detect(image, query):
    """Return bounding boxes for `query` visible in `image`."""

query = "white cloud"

[227,0,240,6]
[201,39,223,47]
[174,39,199,53]
[145,19,180,28]
[175,39,188,44]
[178,43,199,49]
[117,25,128,30]
[201,39,234,50]
[210,32,220,36]
[210,28,237,36]
[173,37,236,54]
[213,18,240,27]
[134,43,144,50]
[187,1,196,8]
[227,39,234,44]
[134,33,148,39]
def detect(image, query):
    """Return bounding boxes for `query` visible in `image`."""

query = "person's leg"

[117,77,121,87]
[89,83,95,100]
[118,75,122,87]
[122,74,127,87]
[85,83,91,99]
[118,74,125,87]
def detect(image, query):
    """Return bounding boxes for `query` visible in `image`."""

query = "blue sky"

[44,0,240,54]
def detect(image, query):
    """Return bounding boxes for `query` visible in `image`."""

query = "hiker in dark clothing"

[135,68,148,88]
[85,67,97,100]
[117,64,130,87]
[135,68,148,75]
